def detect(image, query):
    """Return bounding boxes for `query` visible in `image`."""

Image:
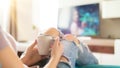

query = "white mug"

[37,35,54,55]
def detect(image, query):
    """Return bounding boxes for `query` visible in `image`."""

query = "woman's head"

[72,7,81,27]
[72,8,79,23]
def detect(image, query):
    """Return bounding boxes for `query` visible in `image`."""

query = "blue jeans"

[57,62,71,68]
[59,40,98,68]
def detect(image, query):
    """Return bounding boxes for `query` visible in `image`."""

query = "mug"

[37,35,54,55]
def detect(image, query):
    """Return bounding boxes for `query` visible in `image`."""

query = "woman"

[0,26,63,68]
[70,8,83,35]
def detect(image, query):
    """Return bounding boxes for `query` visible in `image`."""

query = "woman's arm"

[0,46,24,68]
[5,31,17,52]
[44,37,63,68]
[0,27,24,68]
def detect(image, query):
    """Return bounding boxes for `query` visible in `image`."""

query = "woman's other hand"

[44,37,63,68]
[51,37,63,59]
[21,40,46,67]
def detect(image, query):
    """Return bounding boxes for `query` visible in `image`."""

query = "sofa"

[38,59,120,68]
[76,65,120,68]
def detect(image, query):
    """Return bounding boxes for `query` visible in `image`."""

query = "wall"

[33,0,58,31]
[101,19,120,39]
[0,0,10,31]
[59,0,120,39]
[0,6,4,27]
[17,0,120,41]
[102,0,120,18]
[59,0,103,8]
[17,0,58,41]
[16,0,38,41]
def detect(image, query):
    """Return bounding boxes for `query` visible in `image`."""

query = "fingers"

[51,37,63,58]
[54,37,63,50]
[55,37,59,46]
[29,40,37,49]
[52,37,60,52]
[53,37,60,47]
[59,42,63,53]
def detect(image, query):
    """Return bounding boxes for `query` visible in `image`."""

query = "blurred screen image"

[58,3,100,36]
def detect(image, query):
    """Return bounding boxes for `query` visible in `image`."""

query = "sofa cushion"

[76,65,120,68]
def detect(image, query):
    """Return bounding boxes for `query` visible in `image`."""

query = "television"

[58,3,100,36]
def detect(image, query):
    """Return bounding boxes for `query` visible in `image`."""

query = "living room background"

[1,0,120,41]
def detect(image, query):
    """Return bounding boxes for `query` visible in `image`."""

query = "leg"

[44,28,60,38]
[61,40,78,68]
[63,34,80,45]
[76,43,98,66]
[57,56,71,68]
[43,28,98,67]
[63,34,98,66]
[57,62,71,68]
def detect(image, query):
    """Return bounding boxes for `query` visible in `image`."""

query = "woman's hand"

[21,40,46,67]
[44,37,63,68]
[51,37,63,59]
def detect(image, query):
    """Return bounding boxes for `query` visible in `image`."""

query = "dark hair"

[74,7,82,27]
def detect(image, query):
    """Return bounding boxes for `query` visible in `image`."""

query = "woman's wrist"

[44,56,61,68]
[21,56,31,67]
[50,56,60,66]
[51,55,61,61]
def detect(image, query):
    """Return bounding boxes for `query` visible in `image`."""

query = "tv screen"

[58,3,100,36]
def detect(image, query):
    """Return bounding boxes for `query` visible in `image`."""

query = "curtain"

[9,0,17,40]
[0,0,10,31]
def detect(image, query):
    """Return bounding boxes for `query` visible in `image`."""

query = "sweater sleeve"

[0,27,11,50]
[5,31,17,52]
